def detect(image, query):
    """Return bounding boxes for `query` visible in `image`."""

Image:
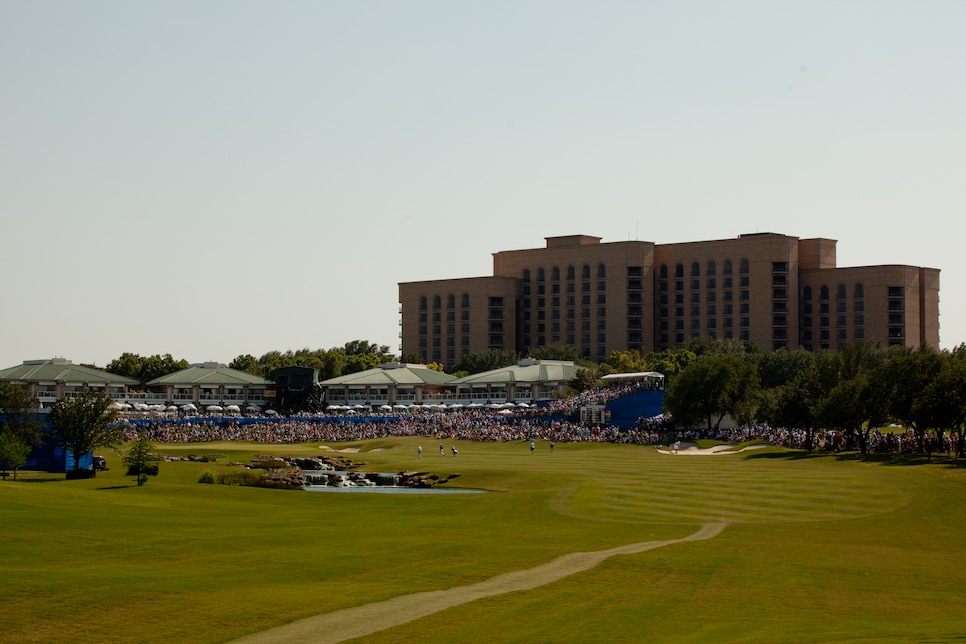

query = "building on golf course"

[398,232,941,370]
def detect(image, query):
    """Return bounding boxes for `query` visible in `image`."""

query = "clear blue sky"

[2,1,964,368]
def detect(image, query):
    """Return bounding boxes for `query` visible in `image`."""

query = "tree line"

[657,339,966,457]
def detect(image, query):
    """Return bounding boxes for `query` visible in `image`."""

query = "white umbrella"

[166,405,179,412]
[207,405,223,412]
[181,403,197,411]
[246,405,261,412]
[265,409,278,416]
[378,404,393,411]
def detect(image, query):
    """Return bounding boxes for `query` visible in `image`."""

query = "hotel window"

[707,260,716,276]
[597,294,606,304]
[691,306,700,317]
[419,313,427,323]
[803,286,812,301]
[537,268,545,282]
[433,295,441,309]
[567,265,575,280]
[837,284,847,300]
[691,279,700,290]
[461,293,470,307]
[582,265,591,279]
[597,264,607,278]
[740,259,750,273]
[691,262,700,277]
[854,301,864,312]
[724,259,733,275]
[419,297,427,310]
[566,282,575,293]
[447,294,456,308]
[675,264,684,278]
[597,281,606,291]
[855,283,865,298]
[552,266,560,281]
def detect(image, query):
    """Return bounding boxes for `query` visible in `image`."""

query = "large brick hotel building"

[399,233,940,370]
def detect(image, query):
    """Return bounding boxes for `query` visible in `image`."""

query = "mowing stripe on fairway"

[231,523,726,644]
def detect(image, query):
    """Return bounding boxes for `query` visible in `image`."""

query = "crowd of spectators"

[120,379,959,456]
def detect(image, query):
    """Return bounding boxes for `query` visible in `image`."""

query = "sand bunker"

[656,442,769,455]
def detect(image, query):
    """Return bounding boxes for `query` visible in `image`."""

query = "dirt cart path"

[232,523,726,644]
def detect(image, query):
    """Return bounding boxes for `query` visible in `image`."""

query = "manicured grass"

[2,439,965,643]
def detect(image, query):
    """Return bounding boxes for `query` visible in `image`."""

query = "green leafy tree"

[48,391,122,474]
[0,428,32,481]
[645,348,696,383]
[604,350,649,374]
[228,354,259,375]
[664,354,758,432]
[122,439,159,486]
[528,343,579,362]
[455,349,520,375]
[0,383,43,446]
[106,353,188,382]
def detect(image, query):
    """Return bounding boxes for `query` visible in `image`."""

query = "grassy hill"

[2,439,964,643]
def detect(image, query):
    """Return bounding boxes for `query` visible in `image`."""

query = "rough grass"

[2,438,965,643]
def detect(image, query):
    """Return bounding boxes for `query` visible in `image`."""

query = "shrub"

[216,469,262,486]
[197,471,216,484]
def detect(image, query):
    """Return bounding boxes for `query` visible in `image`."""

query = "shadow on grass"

[745,449,966,468]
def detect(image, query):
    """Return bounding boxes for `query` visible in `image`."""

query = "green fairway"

[2,439,964,643]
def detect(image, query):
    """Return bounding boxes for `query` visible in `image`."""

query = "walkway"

[232,522,726,644]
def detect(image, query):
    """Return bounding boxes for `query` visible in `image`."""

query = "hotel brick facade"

[399,233,940,370]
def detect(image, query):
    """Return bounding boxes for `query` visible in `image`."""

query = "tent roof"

[147,363,269,386]
[320,362,456,387]
[452,359,587,386]
[0,359,140,386]
[601,371,665,380]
